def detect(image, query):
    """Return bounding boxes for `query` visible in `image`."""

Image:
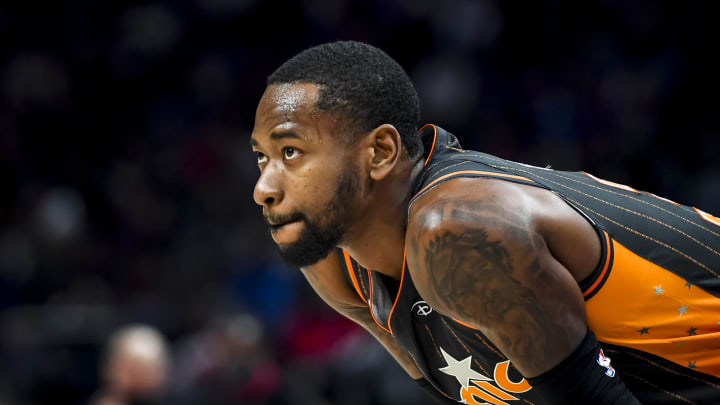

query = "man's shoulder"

[407,175,540,236]
[404,176,557,294]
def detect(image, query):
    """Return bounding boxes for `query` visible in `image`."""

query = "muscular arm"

[406,178,588,378]
[300,250,423,380]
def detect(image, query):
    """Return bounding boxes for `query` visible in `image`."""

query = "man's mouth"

[270,219,301,232]
[265,213,303,232]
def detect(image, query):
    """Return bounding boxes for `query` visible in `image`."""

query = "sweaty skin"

[252,83,602,379]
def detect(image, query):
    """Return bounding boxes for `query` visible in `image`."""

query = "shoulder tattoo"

[416,199,558,370]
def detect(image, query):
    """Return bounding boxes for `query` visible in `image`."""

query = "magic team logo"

[439,348,532,404]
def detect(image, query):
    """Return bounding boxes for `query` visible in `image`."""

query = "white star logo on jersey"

[439,347,492,389]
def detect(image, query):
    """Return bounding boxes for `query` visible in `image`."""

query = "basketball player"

[250,41,720,404]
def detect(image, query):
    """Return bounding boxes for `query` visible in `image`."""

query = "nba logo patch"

[597,349,616,377]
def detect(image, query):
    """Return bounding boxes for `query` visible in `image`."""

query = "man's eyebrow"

[270,131,303,141]
[250,131,303,147]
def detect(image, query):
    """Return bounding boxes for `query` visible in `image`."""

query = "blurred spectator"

[91,325,170,405]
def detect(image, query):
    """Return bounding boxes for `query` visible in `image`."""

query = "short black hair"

[267,41,423,160]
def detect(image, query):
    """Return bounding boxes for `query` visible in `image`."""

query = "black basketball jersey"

[338,124,720,404]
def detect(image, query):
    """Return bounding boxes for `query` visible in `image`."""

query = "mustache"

[264,212,304,227]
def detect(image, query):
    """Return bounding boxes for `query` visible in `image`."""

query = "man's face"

[251,83,363,268]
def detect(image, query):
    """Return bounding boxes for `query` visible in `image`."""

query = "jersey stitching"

[423,154,469,174]
[603,348,720,390]
[406,350,422,371]
[440,318,491,376]
[489,164,720,256]
[567,172,720,236]
[590,194,719,258]
[357,265,369,299]
[473,332,506,360]
[424,324,447,364]
[410,161,471,204]
[422,159,446,174]
[427,161,473,179]
[565,196,720,279]
[538,172,720,258]
[481,163,720,279]
[342,251,368,304]
[406,349,455,401]
[621,372,698,404]
[485,160,720,238]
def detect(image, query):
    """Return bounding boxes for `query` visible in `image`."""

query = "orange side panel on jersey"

[582,230,612,298]
[413,170,535,200]
[342,249,367,304]
[585,239,720,377]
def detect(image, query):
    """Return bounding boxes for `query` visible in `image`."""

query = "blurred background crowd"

[1,0,719,404]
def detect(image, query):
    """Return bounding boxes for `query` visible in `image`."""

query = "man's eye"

[256,152,267,164]
[283,147,299,160]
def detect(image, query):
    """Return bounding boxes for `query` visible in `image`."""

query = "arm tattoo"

[421,200,557,371]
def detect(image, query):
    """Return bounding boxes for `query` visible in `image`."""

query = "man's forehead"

[270,83,318,114]
[257,83,320,122]
[253,82,340,142]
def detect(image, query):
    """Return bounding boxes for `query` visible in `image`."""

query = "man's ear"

[367,124,403,181]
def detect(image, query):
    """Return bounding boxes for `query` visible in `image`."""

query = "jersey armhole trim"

[450,316,479,330]
[580,230,614,300]
[340,249,367,304]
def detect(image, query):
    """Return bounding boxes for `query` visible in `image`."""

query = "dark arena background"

[1,1,719,404]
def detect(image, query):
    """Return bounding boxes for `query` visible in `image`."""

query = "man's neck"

[339,159,425,281]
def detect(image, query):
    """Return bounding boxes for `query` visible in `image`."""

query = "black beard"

[273,168,359,269]
[275,214,344,268]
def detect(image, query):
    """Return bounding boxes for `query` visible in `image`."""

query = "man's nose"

[253,168,283,207]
